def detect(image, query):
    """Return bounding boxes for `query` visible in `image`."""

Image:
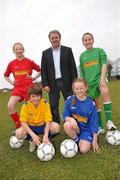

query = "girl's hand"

[10,81,15,86]
[92,140,100,152]
[26,74,39,81]
[92,133,100,152]
[99,78,106,88]
[26,74,33,79]
[69,118,78,129]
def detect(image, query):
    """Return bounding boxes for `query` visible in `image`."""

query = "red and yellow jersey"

[20,98,52,126]
[4,58,41,87]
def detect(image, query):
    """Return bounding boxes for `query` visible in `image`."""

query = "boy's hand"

[32,134,41,146]
[42,135,51,144]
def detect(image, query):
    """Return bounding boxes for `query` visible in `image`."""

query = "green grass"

[0,80,120,180]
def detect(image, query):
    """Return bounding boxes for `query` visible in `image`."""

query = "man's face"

[49,32,61,48]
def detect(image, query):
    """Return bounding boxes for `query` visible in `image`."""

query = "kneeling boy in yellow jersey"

[15,83,60,152]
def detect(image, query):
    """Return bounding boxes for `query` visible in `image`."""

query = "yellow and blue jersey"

[20,98,52,126]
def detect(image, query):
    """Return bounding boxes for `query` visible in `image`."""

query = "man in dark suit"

[41,30,78,131]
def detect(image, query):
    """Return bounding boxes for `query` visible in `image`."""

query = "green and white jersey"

[80,48,107,86]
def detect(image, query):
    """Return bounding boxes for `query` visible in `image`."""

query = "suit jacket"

[41,45,78,93]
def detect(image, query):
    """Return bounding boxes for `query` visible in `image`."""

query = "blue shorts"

[25,125,45,141]
[78,129,93,144]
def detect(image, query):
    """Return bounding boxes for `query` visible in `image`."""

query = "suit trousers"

[49,78,72,124]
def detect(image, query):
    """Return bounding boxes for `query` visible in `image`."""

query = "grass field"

[0,80,120,180]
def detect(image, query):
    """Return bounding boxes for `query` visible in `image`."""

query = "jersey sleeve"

[88,102,98,133]
[43,101,52,123]
[62,97,72,121]
[99,48,107,65]
[79,54,85,78]
[4,63,11,77]
[31,61,41,72]
[19,104,28,122]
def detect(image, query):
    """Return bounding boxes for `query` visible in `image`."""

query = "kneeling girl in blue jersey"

[62,78,100,153]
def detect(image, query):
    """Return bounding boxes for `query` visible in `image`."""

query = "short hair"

[82,32,94,42]
[12,42,25,52]
[48,30,61,39]
[28,83,42,97]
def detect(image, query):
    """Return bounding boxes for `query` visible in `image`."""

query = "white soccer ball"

[10,136,23,149]
[37,143,55,161]
[60,139,78,158]
[106,130,120,146]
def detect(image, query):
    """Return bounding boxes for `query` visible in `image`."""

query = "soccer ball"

[106,130,120,146]
[60,139,78,158]
[9,136,23,149]
[37,143,55,161]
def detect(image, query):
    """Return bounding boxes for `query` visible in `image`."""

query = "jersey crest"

[71,96,77,106]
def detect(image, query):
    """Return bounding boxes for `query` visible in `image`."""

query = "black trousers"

[49,78,72,124]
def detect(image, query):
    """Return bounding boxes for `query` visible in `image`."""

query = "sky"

[0,0,120,88]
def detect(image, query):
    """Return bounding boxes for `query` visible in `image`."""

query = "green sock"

[103,102,112,123]
[97,110,103,128]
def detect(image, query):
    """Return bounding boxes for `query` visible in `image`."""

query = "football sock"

[103,102,112,123]
[97,109,103,128]
[73,136,79,144]
[10,112,21,128]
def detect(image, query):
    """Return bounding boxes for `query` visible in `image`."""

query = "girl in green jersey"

[80,32,117,135]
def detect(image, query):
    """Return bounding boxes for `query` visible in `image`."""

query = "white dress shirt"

[52,46,62,79]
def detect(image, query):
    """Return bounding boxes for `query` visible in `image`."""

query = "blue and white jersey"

[62,95,98,134]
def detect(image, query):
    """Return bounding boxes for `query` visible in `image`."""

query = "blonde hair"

[12,42,24,52]
[72,78,88,93]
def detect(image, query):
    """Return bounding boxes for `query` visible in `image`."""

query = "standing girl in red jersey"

[4,42,41,129]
